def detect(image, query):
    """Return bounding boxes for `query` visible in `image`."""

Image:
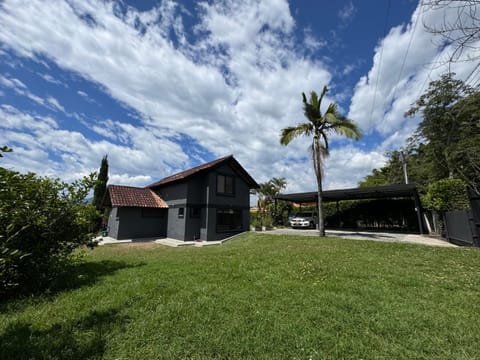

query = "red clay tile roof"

[106,185,168,208]
[147,155,259,189]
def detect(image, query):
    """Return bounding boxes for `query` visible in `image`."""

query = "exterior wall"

[185,175,207,241]
[107,207,120,239]
[166,207,187,241]
[206,164,251,241]
[156,182,188,241]
[150,163,253,241]
[108,207,167,240]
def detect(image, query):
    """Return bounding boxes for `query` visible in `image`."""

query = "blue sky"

[1,0,479,193]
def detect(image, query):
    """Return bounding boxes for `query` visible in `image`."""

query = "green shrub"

[0,168,98,297]
[423,178,470,211]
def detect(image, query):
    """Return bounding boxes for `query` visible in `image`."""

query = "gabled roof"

[147,155,259,189]
[105,185,168,208]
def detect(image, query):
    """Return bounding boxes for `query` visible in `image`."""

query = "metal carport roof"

[274,183,420,203]
[274,183,425,234]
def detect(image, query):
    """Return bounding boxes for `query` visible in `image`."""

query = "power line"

[368,0,391,132]
[464,61,480,87]
[395,5,421,92]
[413,50,449,101]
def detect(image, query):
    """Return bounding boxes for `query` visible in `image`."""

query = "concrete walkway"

[96,236,226,247]
[263,228,457,247]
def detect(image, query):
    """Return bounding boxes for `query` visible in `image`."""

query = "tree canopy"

[280,86,361,236]
[0,168,98,297]
[359,73,480,200]
[93,155,109,211]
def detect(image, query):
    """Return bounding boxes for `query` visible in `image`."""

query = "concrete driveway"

[264,228,456,247]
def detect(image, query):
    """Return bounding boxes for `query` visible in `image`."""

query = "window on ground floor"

[190,206,201,218]
[216,208,242,232]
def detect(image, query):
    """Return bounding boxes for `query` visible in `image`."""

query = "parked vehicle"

[290,212,317,229]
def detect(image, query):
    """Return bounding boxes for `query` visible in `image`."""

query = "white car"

[290,212,317,229]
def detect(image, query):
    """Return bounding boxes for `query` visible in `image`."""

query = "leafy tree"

[445,92,480,193]
[424,178,470,211]
[405,73,475,180]
[280,86,361,236]
[0,168,98,297]
[253,177,287,227]
[359,150,406,187]
[93,155,109,210]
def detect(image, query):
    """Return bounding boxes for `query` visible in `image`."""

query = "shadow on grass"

[51,259,145,293]
[1,260,145,311]
[0,307,128,360]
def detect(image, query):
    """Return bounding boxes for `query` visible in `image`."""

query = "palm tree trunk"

[313,135,325,236]
[316,175,325,236]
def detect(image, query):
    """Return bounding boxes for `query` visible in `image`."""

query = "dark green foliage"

[359,150,406,187]
[0,168,98,297]
[325,199,419,231]
[252,177,287,227]
[406,73,476,181]
[92,155,108,210]
[0,146,12,157]
[424,178,470,211]
[360,74,480,197]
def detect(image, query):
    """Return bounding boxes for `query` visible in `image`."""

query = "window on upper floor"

[217,174,234,195]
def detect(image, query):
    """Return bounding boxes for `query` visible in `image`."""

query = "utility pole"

[400,150,409,184]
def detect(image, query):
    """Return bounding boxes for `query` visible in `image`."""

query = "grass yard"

[1,233,480,359]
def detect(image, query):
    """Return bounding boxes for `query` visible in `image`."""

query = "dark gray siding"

[156,182,188,240]
[166,207,187,240]
[107,207,120,239]
[185,175,207,241]
[109,207,167,240]
[207,164,251,240]
[156,182,187,204]
[150,163,253,241]
[208,164,250,208]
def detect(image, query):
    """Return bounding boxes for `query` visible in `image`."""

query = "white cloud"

[39,73,63,85]
[0,0,342,191]
[338,2,356,24]
[0,105,187,185]
[0,74,67,113]
[348,2,480,142]
[2,0,472,195]
[46,96,65,112]
[303,27,327,51]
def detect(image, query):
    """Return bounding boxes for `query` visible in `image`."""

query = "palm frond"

[325,102,338,115]
[318,86,328,111]
[303,92,320,123]
[332,117,362,140]
[280,123,313,145]
[322,112,362,140]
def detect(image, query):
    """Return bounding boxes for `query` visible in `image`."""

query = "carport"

[274,184,425,234]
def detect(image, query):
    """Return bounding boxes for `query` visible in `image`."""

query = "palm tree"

[280,86,361,236]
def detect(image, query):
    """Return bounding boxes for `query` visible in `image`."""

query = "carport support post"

[336,201,340,228]
[274,198,277,224]
[413,192,424,235]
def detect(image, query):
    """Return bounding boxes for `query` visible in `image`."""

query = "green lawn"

[1,233,480,359]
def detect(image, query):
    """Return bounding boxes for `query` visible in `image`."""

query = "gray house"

[103,155,258,241]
